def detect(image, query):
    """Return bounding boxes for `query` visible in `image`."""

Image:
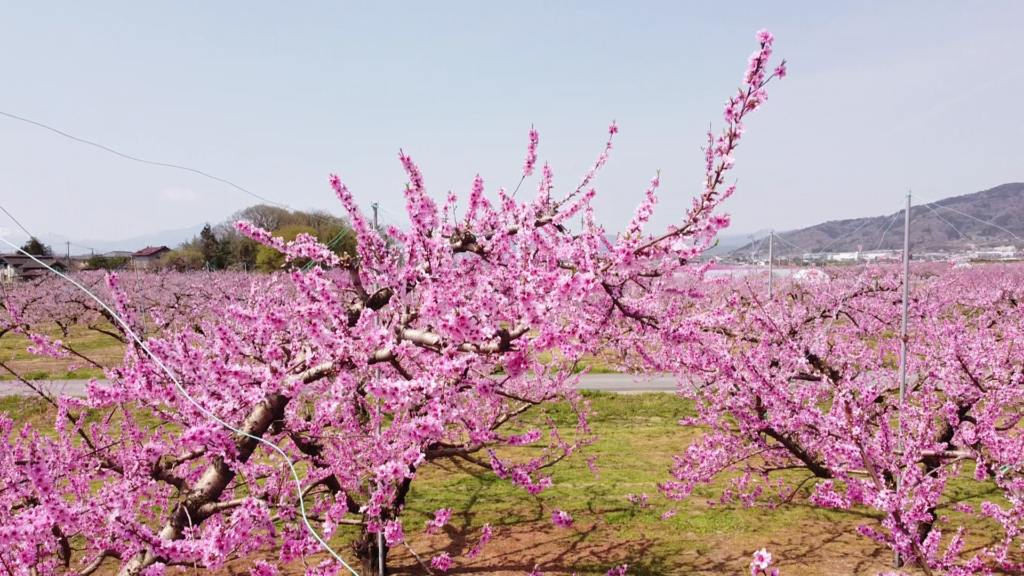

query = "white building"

[827,252,860,262]
[967,245,1018,261]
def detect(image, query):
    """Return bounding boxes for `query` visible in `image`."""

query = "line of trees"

[83,254,131,270]
[158,204,359,272]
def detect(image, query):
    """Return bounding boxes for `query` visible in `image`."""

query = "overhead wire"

[0,203,36,240]
[770,233,811,257]
[912,193,1022,242]
[0,109,350,230]
[0,108,378,278]
[919,203,970,242]
[746,234,768,261]
[875,208,904,250]
[375,205,407,229]
[745,197,907,262]
[816,198,907,254]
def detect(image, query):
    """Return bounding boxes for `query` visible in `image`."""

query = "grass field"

[3,390,1012,575]
[0,325,121,380]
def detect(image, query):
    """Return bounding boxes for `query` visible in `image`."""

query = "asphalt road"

[0,374,679,397]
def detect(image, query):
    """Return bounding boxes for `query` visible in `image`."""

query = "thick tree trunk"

[353,530,390,575]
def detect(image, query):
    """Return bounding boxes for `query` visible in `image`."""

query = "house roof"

[132,246,171,257]
[0,254,63,268]
[0,254,67,276]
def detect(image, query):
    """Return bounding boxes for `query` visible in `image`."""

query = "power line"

[68,241,102,254]
[0,109,344,228]
[0,202,35,239]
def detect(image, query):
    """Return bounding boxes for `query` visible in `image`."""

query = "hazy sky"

[1,2,1022,243]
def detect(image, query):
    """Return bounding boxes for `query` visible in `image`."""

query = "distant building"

[861,250,901,263]
[967,245,1018,261]
[827,251,860,262]
[0,254,68,282]
[131,246,171,268]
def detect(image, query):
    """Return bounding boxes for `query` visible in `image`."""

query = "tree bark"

[117,362,334,576]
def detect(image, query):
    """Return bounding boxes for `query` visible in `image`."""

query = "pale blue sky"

[1,2,1022,243]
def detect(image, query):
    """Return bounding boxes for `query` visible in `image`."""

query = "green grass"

[0,324,124,380]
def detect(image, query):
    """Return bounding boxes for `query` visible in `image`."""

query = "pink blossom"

[383,519,404,546]
[431,552,453,572]
[425,508,452,534]
[551,509,573,528]
[468,524,492,559]
[523,127,540,177]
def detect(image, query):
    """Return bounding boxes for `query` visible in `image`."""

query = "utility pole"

[895,192,911,569]
[767,230,774,299]
[66,242,71,269]
[372,202,384,576]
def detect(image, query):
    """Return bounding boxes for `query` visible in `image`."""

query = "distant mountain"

[704,229,772,256]
[736,183,1024,256]
[2,224,206,256]
[74,224,207,254]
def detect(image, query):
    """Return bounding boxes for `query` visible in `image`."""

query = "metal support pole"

[767,230,774,299]
[895,192,911,569]
[372,203,384,576]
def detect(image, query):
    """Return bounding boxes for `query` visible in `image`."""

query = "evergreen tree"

[20,237,53,257]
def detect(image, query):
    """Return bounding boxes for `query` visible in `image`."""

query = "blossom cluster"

[657,264,1024,575]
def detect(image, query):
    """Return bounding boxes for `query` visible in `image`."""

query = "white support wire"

[375,205,408,231]
[750,198,908,270]
[911,193,1023,242]
[770,233,810,258]
[748,234,769,259]
[918,202,971,242]
[875,209,904,251]
[0,236,362,576]
[816,198,909,254]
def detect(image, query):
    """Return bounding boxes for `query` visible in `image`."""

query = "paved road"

[570,373,677,393]
[0,374,679,397]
